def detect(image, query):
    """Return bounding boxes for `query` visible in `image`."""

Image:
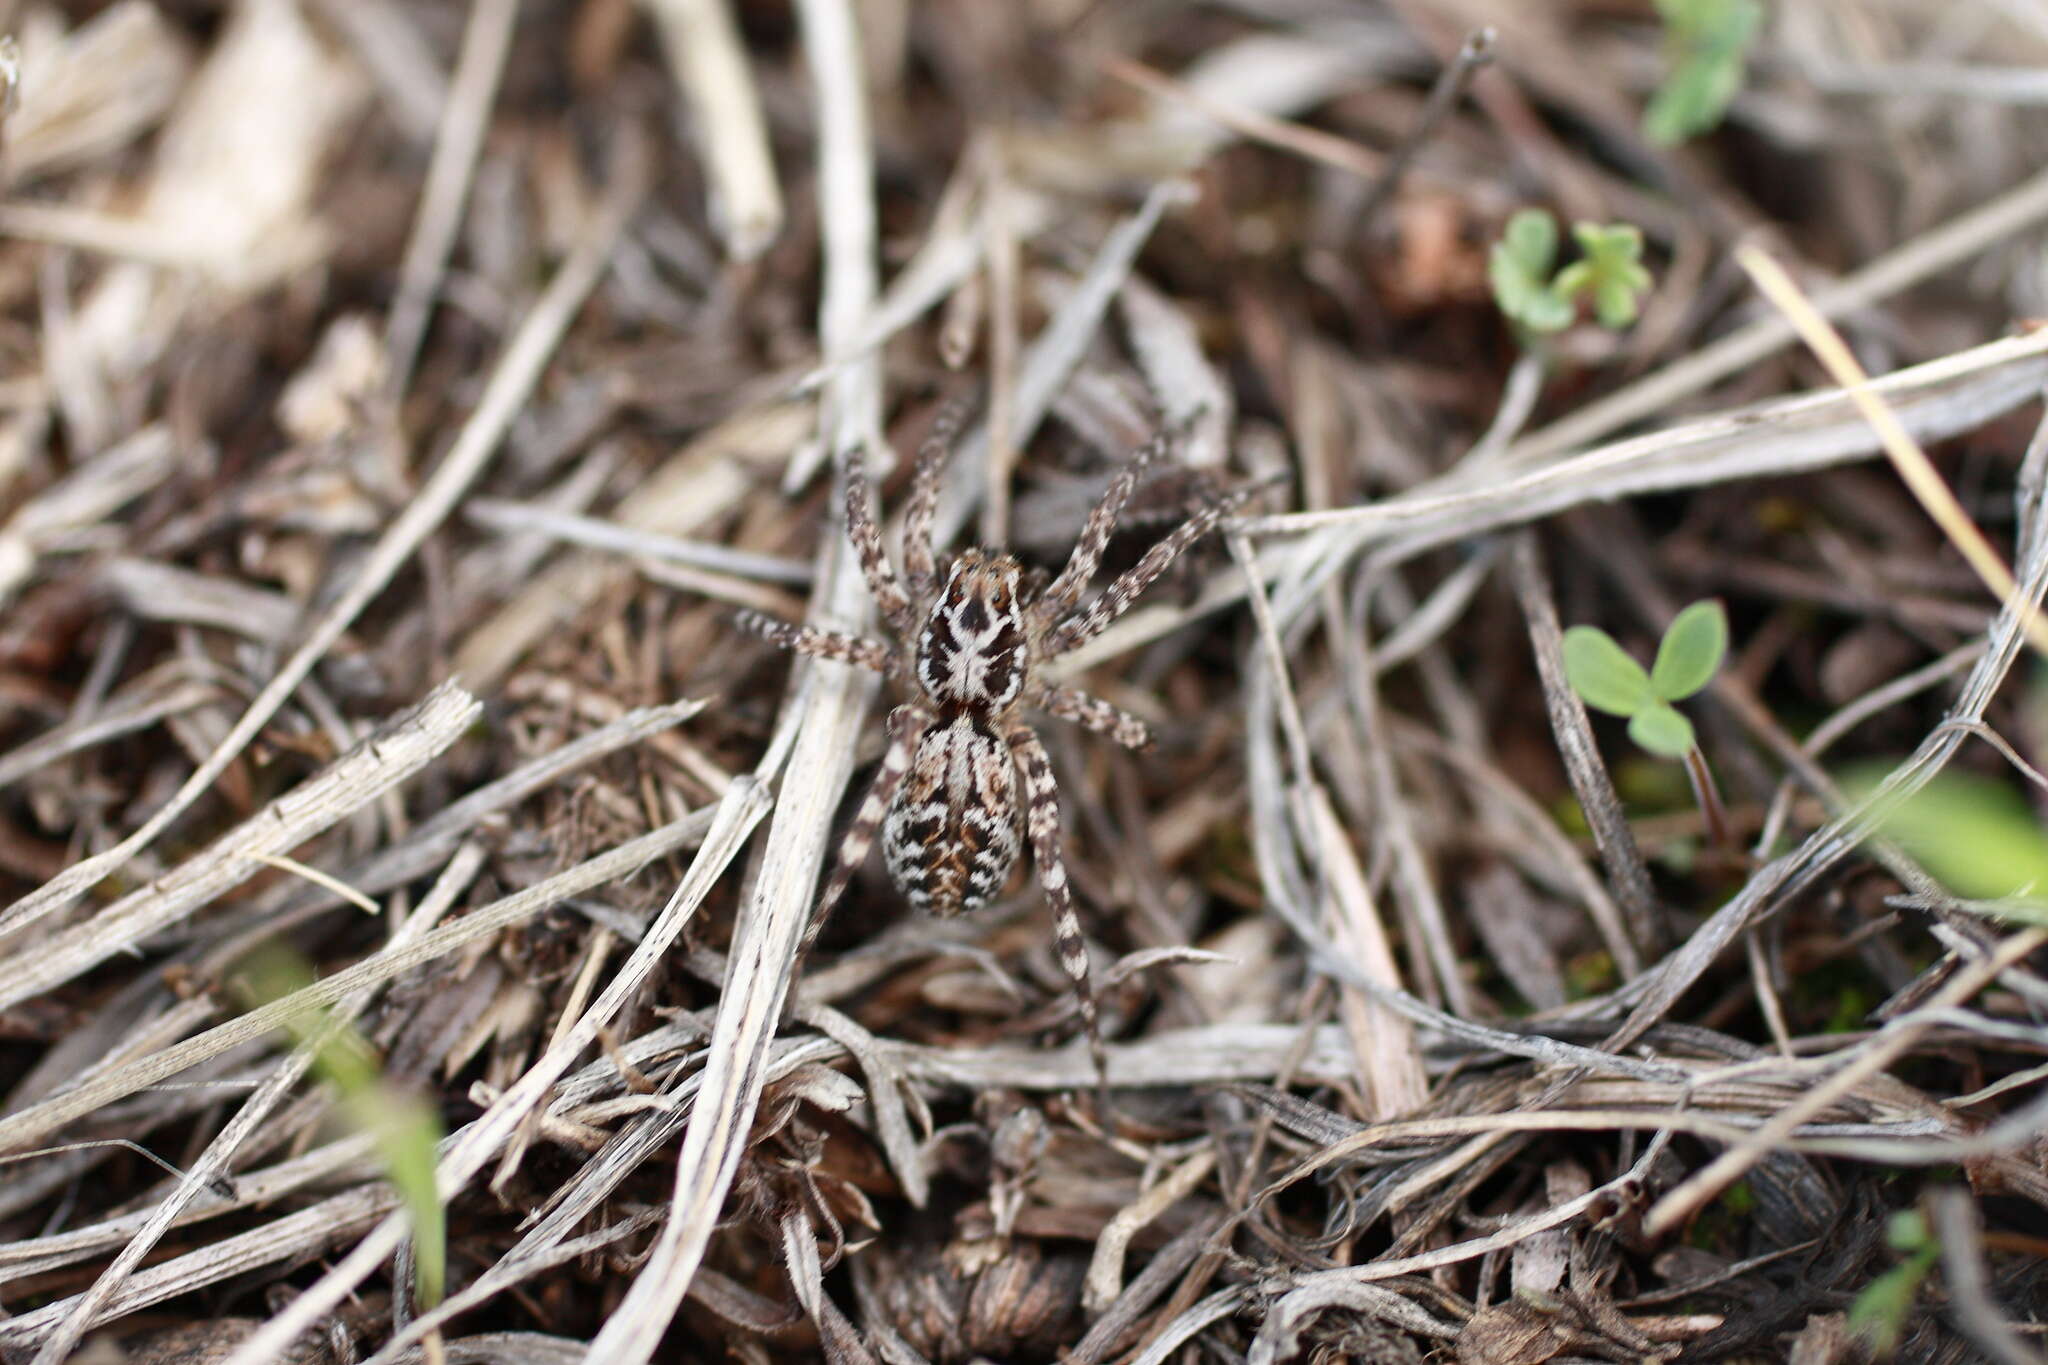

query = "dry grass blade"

[0,424,172,606]
[584,1,878,1357]
[1246,328,2048,541]
[935,180,1190,548]
[27,841,488,1365]
[1642,926,2048,1236]
[0,682,479,1014]
[1,124,650,938]
[645,0,783,261]
[1607,433,2048,1055]
[214,778,770,1365]
[0,802,724,1159]
[1509,532,1660,955]
[1927,1188,2044,1365]
[1073,328,2048,673]
[0,1186,399,1350]
[1098,53,1385,180]
[0,5,189,185]
[453,402,808,688]
[12,5,2048,1358]
[383,0,519,396]
[1509,161,2048,464]
[0,675,217,791]
[1736,243,2048,654]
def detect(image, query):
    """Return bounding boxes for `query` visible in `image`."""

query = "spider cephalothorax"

[739,406,1248,1085]
[916,551,1029,716]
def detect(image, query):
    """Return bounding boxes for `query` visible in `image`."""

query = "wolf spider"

[738,406,1247,1087]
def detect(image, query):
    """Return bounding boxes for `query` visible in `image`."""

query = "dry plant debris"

[0,2,2047,1362]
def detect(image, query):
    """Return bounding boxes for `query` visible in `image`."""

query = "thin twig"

[383,0,518,400]
[1354,27,1494,237]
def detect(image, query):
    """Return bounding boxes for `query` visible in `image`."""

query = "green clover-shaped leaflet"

[1490,209,1573,333]
[1650,599,1726,701]
[1627,703,1696,760]
[1562,625,1655,716]
[1552,223,1653,329]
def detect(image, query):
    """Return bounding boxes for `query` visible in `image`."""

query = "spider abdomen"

[883,715,1021,915]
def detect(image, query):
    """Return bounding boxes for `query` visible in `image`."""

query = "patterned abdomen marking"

[883,716,1021,915]
[916,550,1028,712]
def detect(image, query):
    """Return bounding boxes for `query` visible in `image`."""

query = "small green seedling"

[1848,1209,1940,1354]
[1490,210,1574,333]
[238,947,447,1307]
[1564,600,1726,759]
[1644,0,1764,146]
[1553,224,1655,330]
[1564,599,1730,846]
[1849,767,2048,920]
[1490,210,1654,334]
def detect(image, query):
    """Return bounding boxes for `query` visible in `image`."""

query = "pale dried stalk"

[888,1023,1356,1090]
[129,0,364,290]
[1305,786,1431,1116]
[793,28,1376,402]
[1249,328,2048,540]
[797,1003,929,1207]
[644,0,783,260]
[1084,1149,1217,1313]
[1119,275,1232,469]
[0,3,189,184]
[0,423,172,607]
[1509,535,1659,958]
[1605,437,2048,1052]
[585,1,880,1356]
[28,843,489,1365]
[1642,926,2048,1236]
[1099,52,1384,178]
[1071,328,2048,672]
[464,497,814,584]
[1509,161,2048,464]
[0,200,236,266]
[0,127,649,939]
[454,402,806,688]
[0,1135,377,1282]
[306,0,447,141]
[934,180,1189,548]
[0,674,217,790]
[1737,243,2048,655]
[101,557,300,642]
[1249,1140,1668,1352]
[384,0,519,396]
[0,681,479,1015]
[0,802,721,1160]
[214,779,770,1365]
[237,697,708,930]
[0,1185,399,1348]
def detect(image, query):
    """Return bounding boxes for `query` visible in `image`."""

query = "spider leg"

[843,445,920,640]
[1042,481,1257,659]
[1029,683,1152,751]
[1006,722,1110,1104]
[902,394,971,605]
[805,704,929,951]
[734,610,899,679]
[1028,420,1183,632]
